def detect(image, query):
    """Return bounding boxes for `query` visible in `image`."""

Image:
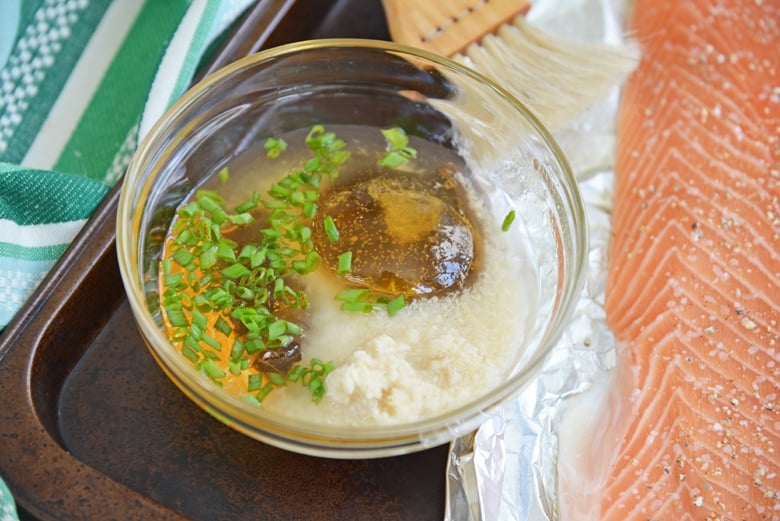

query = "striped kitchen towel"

[0,476,16,521]
[0,0,254,330]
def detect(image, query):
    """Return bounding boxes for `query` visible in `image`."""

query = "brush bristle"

[454,15,640,129]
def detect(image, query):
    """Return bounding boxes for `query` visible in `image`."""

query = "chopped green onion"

[304,250,320,272]
[237,244,256,262]
[214,316,231,336]
[381,127,409,149]
[230,339,245,361]
[304,157,320,173]
[220,263,250,279]
[335,288,371,302]
[200,359,226,381]
[256,383,274,402]
[165,307,188,328]
[228,212,254,225]
[268,372,286,386]
[308,376,325,403]
[501,209,516,232]
[201,333,222,351]
[291,260,305,274]
[337,251,352,276]
[323,215,339,243]
[378,151,406,168]
[184,335,202,352]
[250,248,266,269]
[290,191,306,206]
[330,150,351,165]
[303,202,317,219]
[191,308,208,330]
[199,245,218,270]
[228,360,243,375]
[264,137,287,158]
[340,301,374,313]
[379,127,417,168]
[267,320,287,340]
[244,338,265,354]
[262,199,289,210]
[385,293,406,316]
[207,287,232,309]
[247,374,263,392]
[269,183,291,199]
[172,248,195,267]
[305,124,325,144]
[285,321,302,336]
[198,196,227,225]
[218,167,230,184]
[235,193,259,213]
[287,365,306,382]
[235,286,255,300]
[181,344,200,363]
[186,325,203,344]
[178,201,201,218]
[216,240,236,263]
[163,272,185,287]
[298,225,312,243]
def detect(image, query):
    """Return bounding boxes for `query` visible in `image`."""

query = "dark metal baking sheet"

[0,1,448,519]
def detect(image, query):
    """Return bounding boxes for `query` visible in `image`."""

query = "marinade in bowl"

[116,39,587,458]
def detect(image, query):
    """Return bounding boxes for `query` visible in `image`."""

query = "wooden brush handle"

[381,0,531,57]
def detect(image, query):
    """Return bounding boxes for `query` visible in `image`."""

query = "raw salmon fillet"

[561,0,779,520]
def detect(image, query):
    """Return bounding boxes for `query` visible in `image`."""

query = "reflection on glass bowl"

[116,39,587,459]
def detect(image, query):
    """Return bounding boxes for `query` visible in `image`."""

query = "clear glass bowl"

[116,39,587,458]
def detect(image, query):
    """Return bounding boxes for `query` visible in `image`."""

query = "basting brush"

[381,0,639,130]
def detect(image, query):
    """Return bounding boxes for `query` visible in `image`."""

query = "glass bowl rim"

[116,37,589,457]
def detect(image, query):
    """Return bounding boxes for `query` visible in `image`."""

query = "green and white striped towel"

[0,477,17,521]
[0,0,253,330]
[0,0,254,514]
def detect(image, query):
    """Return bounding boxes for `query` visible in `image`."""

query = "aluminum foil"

[444,0,633,519]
